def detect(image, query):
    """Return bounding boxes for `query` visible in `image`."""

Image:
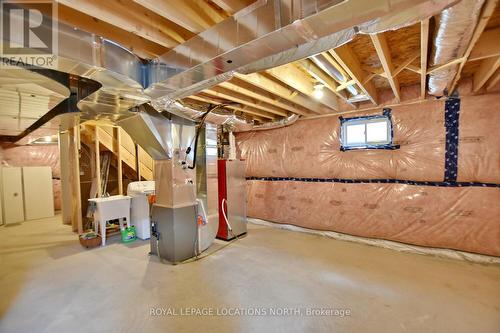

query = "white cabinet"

[22,166,54,220]
[0,166,54,224]
[1,167,25,224]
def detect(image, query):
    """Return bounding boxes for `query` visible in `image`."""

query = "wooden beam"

[406,65,421,74]
[421,19,430,99]
[133,0,213,33]
[336,80,356,92]
[69,126,82,233]
[469,27,500,61]
[44,4,169,58]
[450,0,499,92]
[473,56,500,92]
[366,52,419,81]
[266,64,339,112]
[235,72,327,114]
[297,59,355,107]
[330,45,378,105]
[95,126,101,198]
[115,127,123,195]
[203,86,289,117]
[486,68,500,90]
[427,57,466,75]
[370,33,400,102]
[57,0,191,48]
[211,0,254,13]
[220,80,311,116]
[190,94,276,120]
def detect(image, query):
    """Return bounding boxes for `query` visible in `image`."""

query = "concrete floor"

[0,215,499,333]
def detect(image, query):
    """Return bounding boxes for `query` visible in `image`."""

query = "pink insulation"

[237,93,500,257]
[1,144,61,210]
[238,99,446,181]
[247,181,500,257]
[458,94,500,183]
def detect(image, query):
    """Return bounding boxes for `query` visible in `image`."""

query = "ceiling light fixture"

[312,83,324,99]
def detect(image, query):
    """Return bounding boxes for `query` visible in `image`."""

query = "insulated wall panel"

[238,93,500,257]
[237,99,446,181]
[247,180,500,257]
[458,94,500,183]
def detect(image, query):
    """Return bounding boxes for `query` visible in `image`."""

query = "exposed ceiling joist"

[266,64,339,112]
[370,33,400,102]
[220,80,311,116]
[203,86,289,117]
[210,0,253,14]
[57,0,191,48]
[469,27,500,61]
[132,0,213,34]
[54,4,169,58]
[365,53,419,81]
[188,94,275,120]
[421,19,430,99]
[297,59,355,107]
[473,56,500,91]
[486,68,500,90]
[450,0,499,93]
[427,57,466,74]
[330,45,378,105]
[235,73,327,115]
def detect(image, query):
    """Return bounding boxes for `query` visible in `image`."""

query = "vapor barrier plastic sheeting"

[247,180,500,257]
[248,218,500,265]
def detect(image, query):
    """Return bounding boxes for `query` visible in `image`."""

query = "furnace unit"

[217,159,247,240]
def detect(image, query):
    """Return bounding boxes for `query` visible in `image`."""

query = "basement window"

[339,109,399,151]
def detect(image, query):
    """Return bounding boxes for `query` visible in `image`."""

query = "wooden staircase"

[80,124,154,182]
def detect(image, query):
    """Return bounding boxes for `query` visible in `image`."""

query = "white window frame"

[341,116,392,149]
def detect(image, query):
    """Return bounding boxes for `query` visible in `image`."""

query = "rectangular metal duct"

[145,0,458,100]
[116,104,173,160]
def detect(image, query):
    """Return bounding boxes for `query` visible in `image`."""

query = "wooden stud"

[115,127,123,195]
[330,45,378,105]
[95,126,101,198]
[473,56,500,92]
[421,19,429,99]
[370,33,400,102]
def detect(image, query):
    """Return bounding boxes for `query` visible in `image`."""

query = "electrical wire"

[187,104,228,169]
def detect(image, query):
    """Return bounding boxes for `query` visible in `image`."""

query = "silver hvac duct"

[145,0,459,100]
[151,99,299,132]
[311,54,359,97]
[428,0,484,96]
[1,0,459,133]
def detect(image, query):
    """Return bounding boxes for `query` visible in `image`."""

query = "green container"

[121,226,136,243]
